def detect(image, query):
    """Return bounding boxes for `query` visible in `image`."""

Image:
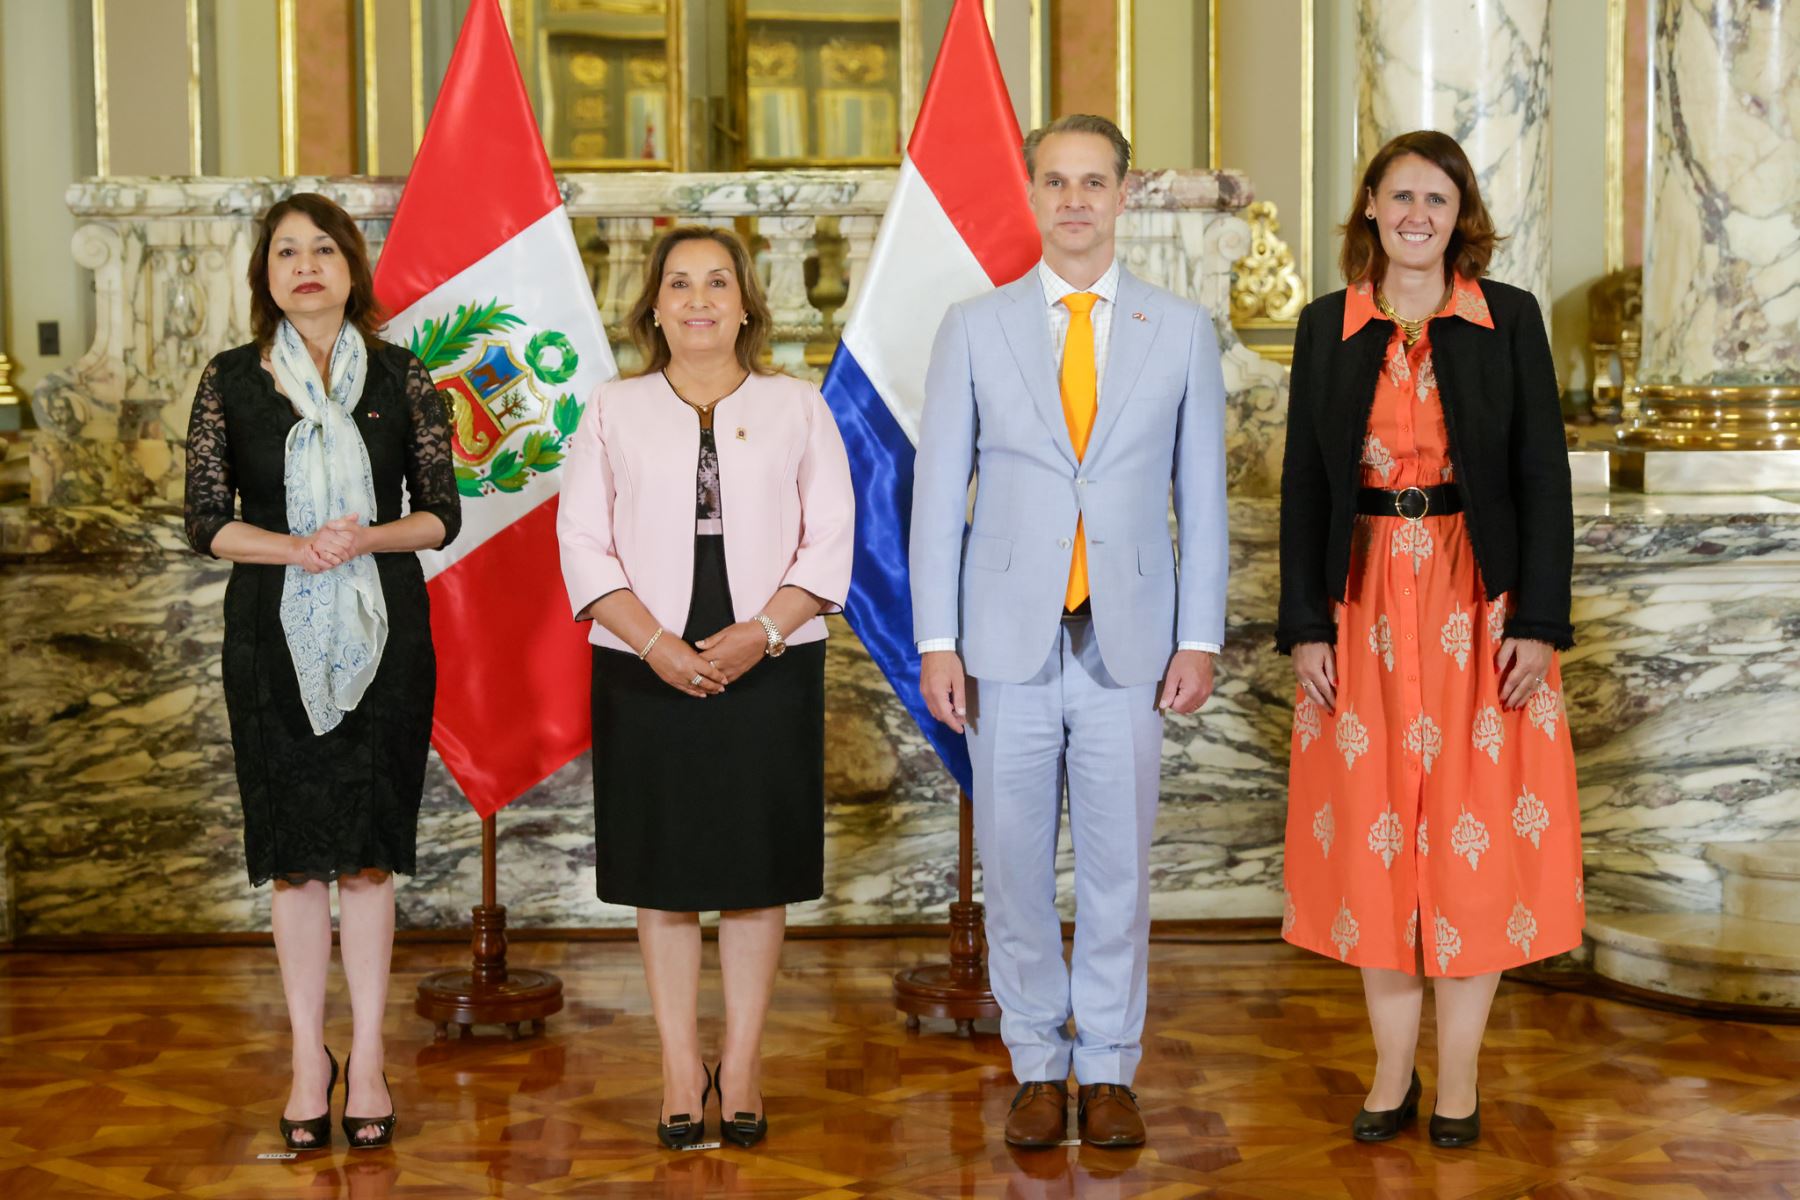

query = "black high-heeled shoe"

[279,1047,339,1152]
[1351,1070,1421,1142]
[1429,1095,1480,1147]
[716,1063,768,1149]
[656,1062,712,1149]
[341,1057,398,1150]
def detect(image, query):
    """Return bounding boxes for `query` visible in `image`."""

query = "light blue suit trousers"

[909,265,1230,1086]
[966,616,1163,1085]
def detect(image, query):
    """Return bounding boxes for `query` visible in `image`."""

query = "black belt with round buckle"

[1356,483,1463,521]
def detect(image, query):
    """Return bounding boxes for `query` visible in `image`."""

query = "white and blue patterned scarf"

[274,319,388,735]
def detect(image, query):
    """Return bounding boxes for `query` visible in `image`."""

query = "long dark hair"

[625,226,774,376]
[1339,130,1500,286]
[247,193,383,349]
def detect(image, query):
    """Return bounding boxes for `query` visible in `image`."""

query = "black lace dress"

[183,342,461,886]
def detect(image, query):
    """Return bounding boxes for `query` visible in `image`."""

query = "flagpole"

[893,788,1000,1036]
[415,811,564,1041]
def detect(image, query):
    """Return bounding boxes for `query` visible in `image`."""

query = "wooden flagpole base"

[895,790,999,1036]
[416,813,564,1042]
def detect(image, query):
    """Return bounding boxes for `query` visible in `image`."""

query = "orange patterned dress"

[1281,278,1584,977]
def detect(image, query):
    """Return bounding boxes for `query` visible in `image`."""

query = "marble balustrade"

[27,170,1285,508]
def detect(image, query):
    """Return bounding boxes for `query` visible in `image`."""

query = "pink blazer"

[557,370,855,652]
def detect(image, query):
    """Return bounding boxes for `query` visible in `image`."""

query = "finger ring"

[689,673,704,687]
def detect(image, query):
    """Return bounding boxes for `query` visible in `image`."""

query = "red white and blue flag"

[374,0,616,816]
[820,0,1038,790]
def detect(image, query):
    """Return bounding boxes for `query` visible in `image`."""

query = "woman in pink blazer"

[557,226,854,1150]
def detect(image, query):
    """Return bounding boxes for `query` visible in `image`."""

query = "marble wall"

[1639,0,1800,386]
[6,494,1799,937]
[1355,0,1552,311]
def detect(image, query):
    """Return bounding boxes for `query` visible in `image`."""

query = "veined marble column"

[1627,0,1800,459]
[1355,0,1551,311]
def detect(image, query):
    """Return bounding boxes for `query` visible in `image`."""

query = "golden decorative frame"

[1299,0,1313,292]
[1604,0,1626,274]
[527,0,685,171]
[1029,0,1044,127]
[728,1,911,169]
[277,0,298,174]
[1207,0,1219,169]
[91,0,110,175]
[361,0,380,174]
[410,0,425,153]
[185,0,203,174]
[1115,0,1133,144]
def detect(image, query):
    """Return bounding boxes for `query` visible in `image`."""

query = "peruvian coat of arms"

[406,300,583,497]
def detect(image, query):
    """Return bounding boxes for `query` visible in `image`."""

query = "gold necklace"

[663,368,748,411]
[1375,284,1452,347]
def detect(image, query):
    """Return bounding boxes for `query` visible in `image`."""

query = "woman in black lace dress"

[183,194,459,1151]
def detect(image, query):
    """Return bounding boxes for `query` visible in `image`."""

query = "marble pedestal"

[1568,449,1612,493]
[1612,449,1800,494]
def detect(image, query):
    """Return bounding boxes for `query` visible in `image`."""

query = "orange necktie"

[1060,292,1099,611]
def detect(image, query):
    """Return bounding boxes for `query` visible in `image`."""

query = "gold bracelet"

[638,627,664,660]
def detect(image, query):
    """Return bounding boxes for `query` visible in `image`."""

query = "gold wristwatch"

[754,613,787,658]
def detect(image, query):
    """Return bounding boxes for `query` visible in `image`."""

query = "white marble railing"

[31,169,1285,507]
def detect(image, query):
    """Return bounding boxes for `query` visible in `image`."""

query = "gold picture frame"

[520,0,685,171]
[728,0,912,169]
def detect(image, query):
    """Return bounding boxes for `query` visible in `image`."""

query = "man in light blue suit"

[910,114,1228,1149]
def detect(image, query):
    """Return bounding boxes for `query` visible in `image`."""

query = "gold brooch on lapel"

[1131,312,1148,323]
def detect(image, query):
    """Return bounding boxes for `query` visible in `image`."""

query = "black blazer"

[1275,279,1574,653]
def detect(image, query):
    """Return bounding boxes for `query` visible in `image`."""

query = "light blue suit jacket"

[909,266,1229,687]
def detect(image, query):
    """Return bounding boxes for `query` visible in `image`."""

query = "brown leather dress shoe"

[1004,1081,1069,1148]
[1077,1084,1146,1147]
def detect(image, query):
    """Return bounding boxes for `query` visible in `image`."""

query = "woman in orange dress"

[1277,131,1582,1149]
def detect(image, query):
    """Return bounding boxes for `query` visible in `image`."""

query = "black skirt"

[590,533,825,911]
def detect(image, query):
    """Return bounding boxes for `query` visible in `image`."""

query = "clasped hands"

[293,514,370,574]
[644,621,768,698]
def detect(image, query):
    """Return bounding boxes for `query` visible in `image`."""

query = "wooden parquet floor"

[1,937,1797,1199]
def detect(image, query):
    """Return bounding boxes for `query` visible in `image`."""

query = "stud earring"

[741,314,749,326]
[653,313,661,328]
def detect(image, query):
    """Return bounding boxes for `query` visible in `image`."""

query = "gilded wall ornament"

[1229,201,1304,324]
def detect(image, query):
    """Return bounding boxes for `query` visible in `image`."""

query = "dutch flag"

[820,0,1041,791]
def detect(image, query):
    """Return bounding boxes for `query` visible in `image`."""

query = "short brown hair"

[247,193,383,349]
[626,226,774,377]
[1024,114,1132,183]
[1339,130,1500,286]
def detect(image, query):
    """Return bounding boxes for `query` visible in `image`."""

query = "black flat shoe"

[279,1047,339,1152]
[342,1057,398,1150]
[1351,1070,1421,1142]
[656,1062,712,1149]
[716,1063,767,1149]
[1430,1097,1480,1148]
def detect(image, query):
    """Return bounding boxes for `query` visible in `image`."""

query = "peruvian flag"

[374,0,616,815]
[820,0,1037,791]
